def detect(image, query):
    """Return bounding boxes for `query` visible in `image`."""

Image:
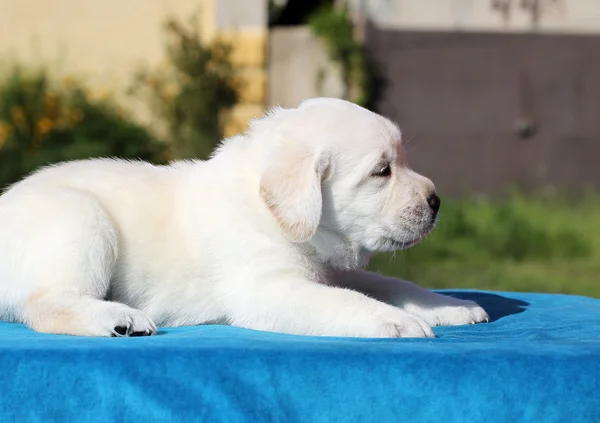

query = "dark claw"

[114,326,128,336]
[130,330,152,337]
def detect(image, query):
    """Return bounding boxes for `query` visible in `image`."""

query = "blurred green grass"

[367,192,600,298]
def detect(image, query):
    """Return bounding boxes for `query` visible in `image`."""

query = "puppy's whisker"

[405,144,420,155]
[403,134,416,147]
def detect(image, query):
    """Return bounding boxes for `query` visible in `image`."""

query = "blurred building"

[349,0,600,34]
[1,0,599,194]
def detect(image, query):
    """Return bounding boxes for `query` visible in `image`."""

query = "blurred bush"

[0,67,168,189]
[131,15,239,160]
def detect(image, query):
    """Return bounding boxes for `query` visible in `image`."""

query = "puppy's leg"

[330,269,489,326]
[25,291,156,336]
[13,189,156,336]
[224,271,434,338]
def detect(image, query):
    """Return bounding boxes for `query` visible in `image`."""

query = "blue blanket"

[1,290,599,423]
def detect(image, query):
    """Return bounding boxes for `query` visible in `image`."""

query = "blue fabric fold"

[1,290,599,423]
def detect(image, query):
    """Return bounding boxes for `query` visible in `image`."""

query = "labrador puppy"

[0,98,488,337]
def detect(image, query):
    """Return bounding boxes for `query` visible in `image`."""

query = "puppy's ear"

[260,145,331,243]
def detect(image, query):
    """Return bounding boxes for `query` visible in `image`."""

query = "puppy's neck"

[307,227,370,270]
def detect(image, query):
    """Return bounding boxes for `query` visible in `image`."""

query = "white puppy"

[0,98,488,337]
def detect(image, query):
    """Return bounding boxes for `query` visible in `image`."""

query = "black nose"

[427,193,441,212]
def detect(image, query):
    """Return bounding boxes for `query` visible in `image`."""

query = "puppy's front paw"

[356,307,435,338]
[107,306,157,337]
[88,302,157,337]
[436,300,488,326]
[409,295,489,327]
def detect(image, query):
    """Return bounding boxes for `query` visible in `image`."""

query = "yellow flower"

[35,117,54,135]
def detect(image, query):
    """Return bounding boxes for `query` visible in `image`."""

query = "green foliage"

[132,15,239,160]
[0,67,167,190]
[308,4,375,108]
[368,193,600,297]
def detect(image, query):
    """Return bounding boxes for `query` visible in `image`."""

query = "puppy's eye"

[371,164,391,177]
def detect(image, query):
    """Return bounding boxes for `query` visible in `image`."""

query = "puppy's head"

[255,98,439,265]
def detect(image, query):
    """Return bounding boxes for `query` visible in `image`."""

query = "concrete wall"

[350,0,600,34]
[367,26,600,195]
